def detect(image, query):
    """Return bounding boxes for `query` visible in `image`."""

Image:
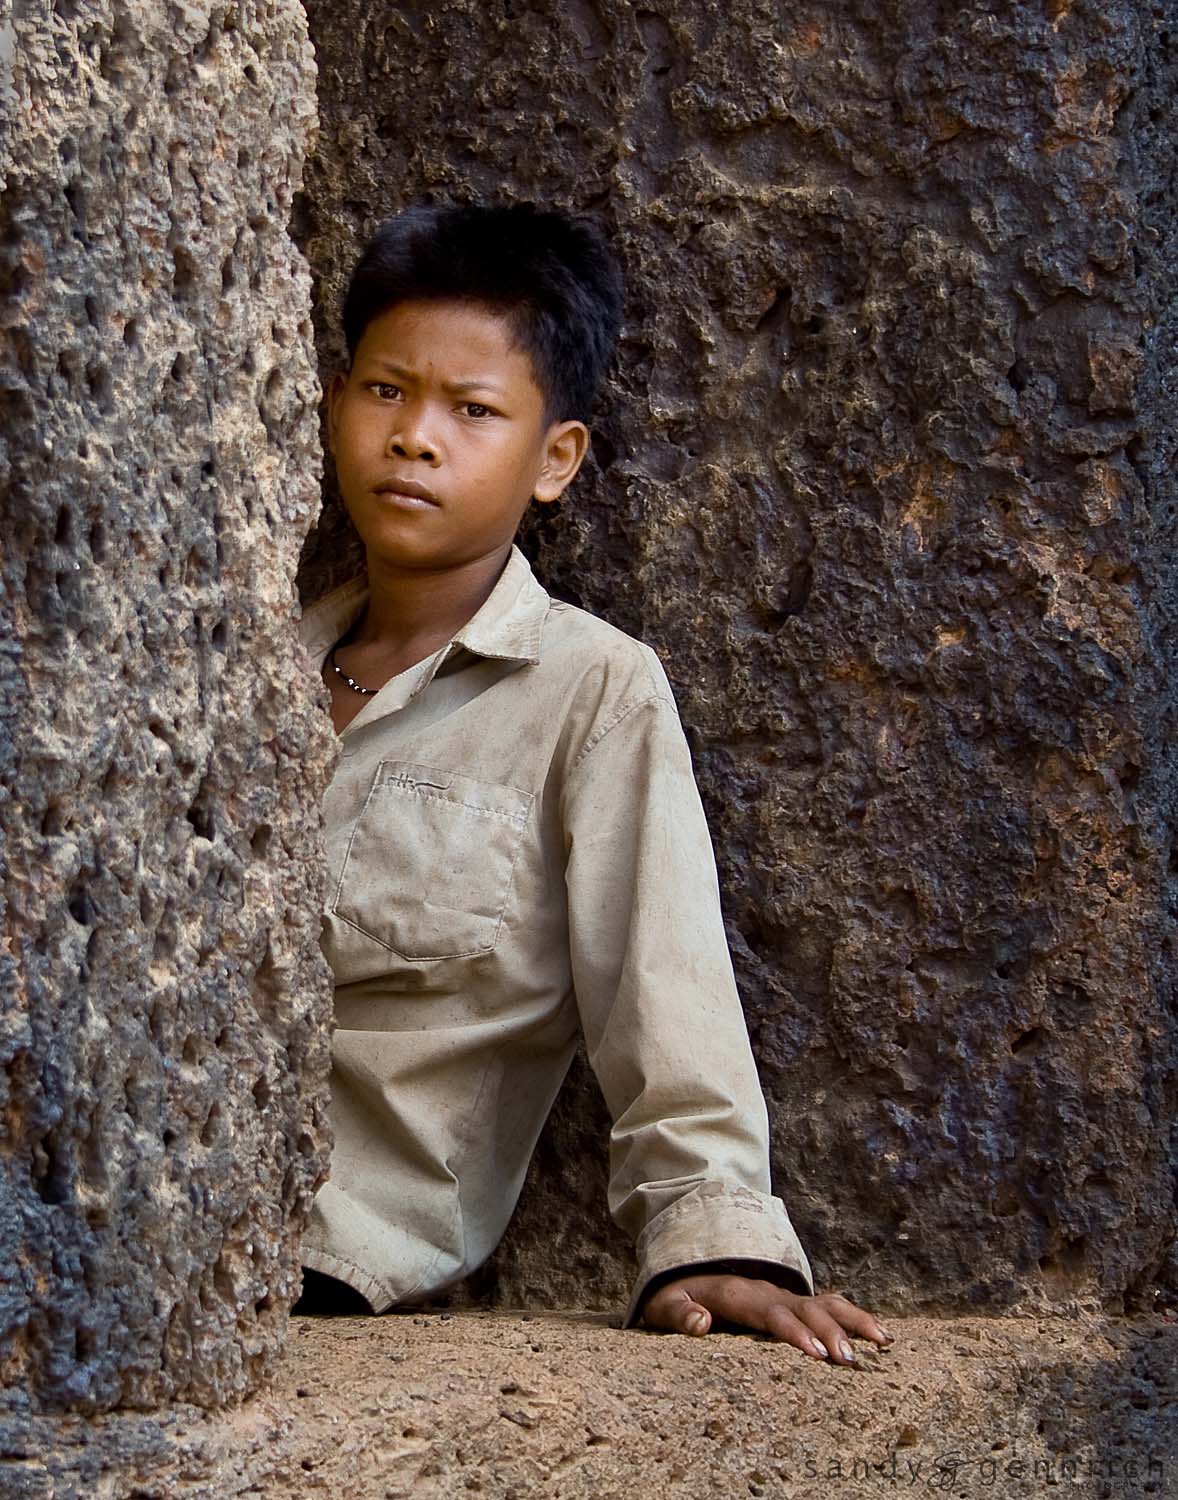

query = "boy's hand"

[639,1271,894,1367]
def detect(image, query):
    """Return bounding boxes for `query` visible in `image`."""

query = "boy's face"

[327,298,587,575]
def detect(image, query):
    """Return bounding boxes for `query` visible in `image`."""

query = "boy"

[295,203,891,1366]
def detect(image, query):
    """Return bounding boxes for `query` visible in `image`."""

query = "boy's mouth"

[374,476,440,507]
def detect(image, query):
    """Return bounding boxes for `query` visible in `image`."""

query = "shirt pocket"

[330,758,535,961]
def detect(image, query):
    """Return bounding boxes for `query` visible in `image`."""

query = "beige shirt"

[297,544,814,1326]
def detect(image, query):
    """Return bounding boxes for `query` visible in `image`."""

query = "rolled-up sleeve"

[560,658,814,1329]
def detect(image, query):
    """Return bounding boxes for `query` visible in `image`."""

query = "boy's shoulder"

[537,593,677,714]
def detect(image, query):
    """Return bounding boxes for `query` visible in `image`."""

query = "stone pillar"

[299,0,1177,1313]
[0,1,335,1410]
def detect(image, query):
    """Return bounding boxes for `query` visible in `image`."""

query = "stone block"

[0,0,336,1411]
[298,0,1177,1314]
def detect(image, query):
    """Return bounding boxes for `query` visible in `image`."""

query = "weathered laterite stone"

[298,0,1177,1315]
[3,0,1176,1448]
[0,1,336,1411]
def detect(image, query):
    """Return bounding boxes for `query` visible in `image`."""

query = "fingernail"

[878,1327,895,1342]
[839,1341,856,1362]
[810,1338,828,1358]
[686,1311,708,1334]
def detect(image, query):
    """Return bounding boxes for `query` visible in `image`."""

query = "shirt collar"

[298,543,550,666]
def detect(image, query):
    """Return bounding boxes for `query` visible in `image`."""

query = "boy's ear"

[533,420,590,505]
[326,370,348,453]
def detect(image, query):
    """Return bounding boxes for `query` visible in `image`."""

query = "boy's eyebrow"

[365,358,508,397]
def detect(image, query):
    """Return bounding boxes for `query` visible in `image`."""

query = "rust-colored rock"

[298,0,1177,1315]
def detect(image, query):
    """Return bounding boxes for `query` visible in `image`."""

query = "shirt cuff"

[621,1180,815,1329]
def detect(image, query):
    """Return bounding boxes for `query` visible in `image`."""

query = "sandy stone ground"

[4,1310,1176,1499]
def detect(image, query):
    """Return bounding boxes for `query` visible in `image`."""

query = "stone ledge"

[3,1309,1174,1498]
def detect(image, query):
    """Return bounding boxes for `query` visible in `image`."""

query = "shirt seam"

[570,689,677,772]
[383,785,532,828]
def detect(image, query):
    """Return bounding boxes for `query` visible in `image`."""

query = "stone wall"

[298,0,1177,1315]
[0,1,335,1411]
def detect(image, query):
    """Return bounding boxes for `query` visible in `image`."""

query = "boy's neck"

[351,543,514,662]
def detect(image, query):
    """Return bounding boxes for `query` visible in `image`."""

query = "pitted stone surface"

[298,0,1177,1316]
[0,2,335,1410]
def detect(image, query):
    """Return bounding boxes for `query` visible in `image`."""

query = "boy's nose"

[388,409,436,462]
[389,433,436,461]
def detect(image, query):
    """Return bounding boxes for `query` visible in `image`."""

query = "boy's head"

[340,202,624,425]
[327,203,624,577]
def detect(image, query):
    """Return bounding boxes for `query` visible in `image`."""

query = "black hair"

[340,202,624,423]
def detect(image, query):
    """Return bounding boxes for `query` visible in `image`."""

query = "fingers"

[819,1292,895,1347]
[641,1282,714,1337]
[642,1275,896,1371]
[774,1301,864,1368]
[766,1292,897,1366]
[647,1275,813,1353]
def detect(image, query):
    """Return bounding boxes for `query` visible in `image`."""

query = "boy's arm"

[560,654,814,1330]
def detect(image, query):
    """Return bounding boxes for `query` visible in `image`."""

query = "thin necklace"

[327,630,378,696]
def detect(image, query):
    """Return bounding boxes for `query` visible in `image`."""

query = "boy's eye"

[371,382,402,400]
[462,402,493,419]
